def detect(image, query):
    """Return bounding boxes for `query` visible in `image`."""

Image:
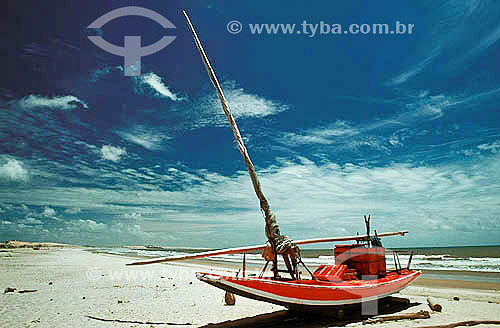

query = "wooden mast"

[182,11,285,265]
[132,12,411,273]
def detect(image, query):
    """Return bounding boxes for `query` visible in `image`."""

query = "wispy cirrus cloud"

[282,121,360,145]
[117,126,170,151]
[279,87,499,154]
[387,0,500,85]
[478,140,500,153]
[400,91,458,121]
[389,46,442,85]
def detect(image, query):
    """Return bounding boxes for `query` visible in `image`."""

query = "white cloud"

[124,212,142,219]
[42,207,56,217]
[2,155,499,247]
[65,219,106,232]
[282,121,359,145]
[117,127,169,150]
[23,217,43,225]
[138,72,180,101]
[478,140,500,153]
[194,81,288,122]
[0,158,29,182]
[388,46,441,85]
[388,135,402,146]
[100,145,127,162]
[402,91,459,121]
[225,86,287,118]
[18,95,88,110]
[387,1,499,84]
[64,207,81,214]
[453,23,500,68]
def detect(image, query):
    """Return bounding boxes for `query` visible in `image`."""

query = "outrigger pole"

[181,10,291,261]
[127,230,407,266]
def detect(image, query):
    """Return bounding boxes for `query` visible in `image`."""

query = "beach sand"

[1,248,499,328]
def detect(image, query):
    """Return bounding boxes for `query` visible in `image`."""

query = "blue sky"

[1,0,500,247]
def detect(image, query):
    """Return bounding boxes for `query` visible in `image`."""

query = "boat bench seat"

[313,264,347,282]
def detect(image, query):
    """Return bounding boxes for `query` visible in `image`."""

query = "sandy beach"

[1,247,499,328]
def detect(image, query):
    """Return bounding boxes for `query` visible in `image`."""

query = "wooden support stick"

[282,253,296,280]
[362,310,430,325]
[407,250,414,269]
[259,261,269,278]
[242,253,246,278]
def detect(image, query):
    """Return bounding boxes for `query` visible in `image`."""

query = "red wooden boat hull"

[196,269,421,307]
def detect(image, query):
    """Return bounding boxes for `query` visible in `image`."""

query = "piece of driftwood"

[363,310,430,325]
[427,297,442,312]
[418,320,500,328]
[86,315,192,325]
[386,296,410,305]
[224,291,235,306]
[18,289,38,293]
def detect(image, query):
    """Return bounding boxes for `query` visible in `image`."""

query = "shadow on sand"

[200,297,420,328]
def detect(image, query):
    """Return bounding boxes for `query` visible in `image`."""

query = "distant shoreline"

[0,240,79,249]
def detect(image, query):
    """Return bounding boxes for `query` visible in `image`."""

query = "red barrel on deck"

[334,244,386,278]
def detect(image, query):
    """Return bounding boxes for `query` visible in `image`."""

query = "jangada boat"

[128,10,421,311]
[196,243,421,309]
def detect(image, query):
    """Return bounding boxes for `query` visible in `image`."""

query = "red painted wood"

[197,269,421,305]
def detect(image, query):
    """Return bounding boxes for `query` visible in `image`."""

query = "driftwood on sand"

[427,297,442,312]
[86,315,192,325]
[418,321,500,328]
[385,296,410,305]
[363,310,430,325]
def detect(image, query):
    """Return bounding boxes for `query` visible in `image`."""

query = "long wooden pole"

[181,10,280,241]
[126,230,407,266]
[182,10,269,208]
